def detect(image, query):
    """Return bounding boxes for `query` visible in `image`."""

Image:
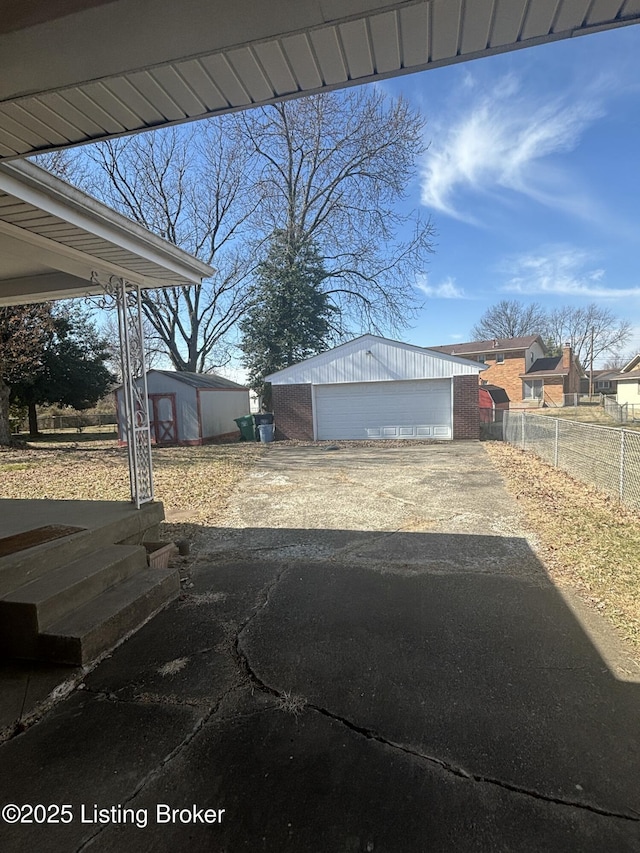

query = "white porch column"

[93,273,154,508]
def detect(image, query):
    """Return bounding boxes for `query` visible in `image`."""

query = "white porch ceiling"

[0,0,638,159]
[0,159,214,305]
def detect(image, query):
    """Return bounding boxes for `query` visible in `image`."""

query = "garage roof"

[0,1,638,159]
[0,158,214,305]
[266,334,487,385]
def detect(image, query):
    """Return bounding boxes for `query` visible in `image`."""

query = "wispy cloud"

[415,275,467,299]
[500,246,640,299]
[420,73,604,221]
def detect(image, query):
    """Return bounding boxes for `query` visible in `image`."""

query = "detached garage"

[266,335,486,441]
[116,370,250,446]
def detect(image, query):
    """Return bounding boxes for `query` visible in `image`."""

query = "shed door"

[149,394,177,444]
[314,379,452,440]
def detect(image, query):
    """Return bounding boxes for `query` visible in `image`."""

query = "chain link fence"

[603,395,640,424]
[500,412,640,512]
[12,413,117,434]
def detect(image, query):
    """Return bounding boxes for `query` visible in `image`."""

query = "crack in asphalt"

[234,570,640,826]
[73,680,245,853]
[74,567,293,852]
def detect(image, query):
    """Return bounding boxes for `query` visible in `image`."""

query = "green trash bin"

[234,415,255,442]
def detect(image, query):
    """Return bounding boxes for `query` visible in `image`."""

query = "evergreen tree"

[0,304,55,444]
[9,304,115,438]
[240,232,336,404]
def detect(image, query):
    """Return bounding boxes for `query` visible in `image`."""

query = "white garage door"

[314,379,452,440]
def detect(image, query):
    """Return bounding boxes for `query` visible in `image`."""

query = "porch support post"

[92,272,154,507]
[115,278,154,508]
[91,273,154,507]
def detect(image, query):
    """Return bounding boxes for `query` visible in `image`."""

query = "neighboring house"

[116,370,250,446]
[431,336,546,404]
[265,334,486,442]
[432,336,581,407]
[520,346,581,406]
[611,355,640,408]
[579,369,619,395]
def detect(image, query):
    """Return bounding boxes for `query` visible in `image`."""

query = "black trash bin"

[253,412,274,442]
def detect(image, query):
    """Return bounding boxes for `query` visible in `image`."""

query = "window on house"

[496,353,505,364]
[595,380,610,391]
[477,354,486,363]
[523,379,543,400]
[530,352,534,363]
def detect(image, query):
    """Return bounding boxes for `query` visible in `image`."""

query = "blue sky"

[378,23,640,360]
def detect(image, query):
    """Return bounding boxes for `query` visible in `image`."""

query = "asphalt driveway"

[1,442,638,852]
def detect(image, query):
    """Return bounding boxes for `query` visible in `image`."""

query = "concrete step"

[0,500,164,597]
[38,565,180,665]
[0,546,148,658]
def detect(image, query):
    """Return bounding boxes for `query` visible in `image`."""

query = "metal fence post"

[554,419,559,467]
[620,430,626,501]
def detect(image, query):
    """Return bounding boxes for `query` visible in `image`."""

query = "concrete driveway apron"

[1,442,638,852]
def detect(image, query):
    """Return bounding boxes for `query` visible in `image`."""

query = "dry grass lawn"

[531,404,640,432]
[484,441,640,651]
[0,434,265,540]
[4,431,638,652]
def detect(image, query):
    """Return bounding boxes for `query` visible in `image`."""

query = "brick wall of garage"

[272,384,314,440]
[453,375,480,439]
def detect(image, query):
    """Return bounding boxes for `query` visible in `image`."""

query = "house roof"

[265,334,487,385]
[520,356,571,378]
[431,335,543,356]
[607,370,640,382]
[0,2,638,160]
[621,354,640,373]
[151,370,247,390]
[601,354,640,382]
[0,159,214,306]
[591,369,620,380]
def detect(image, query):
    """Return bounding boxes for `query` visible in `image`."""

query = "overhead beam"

[0,162,213,282]
[0,217,157,289]
[0,271,100,305]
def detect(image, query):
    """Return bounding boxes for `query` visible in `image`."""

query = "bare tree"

[471,300,549,341]
[80,120,261,372]
[601,351,637,371]
[30,150,93,190]
[239,90,435,336]
[546,304,632,368]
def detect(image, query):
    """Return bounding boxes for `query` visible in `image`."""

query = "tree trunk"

[28,401,39,437]
[0,378,11,445]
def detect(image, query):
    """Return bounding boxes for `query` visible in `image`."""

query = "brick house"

[432,336,581,407]
[521,346,582,406]
[431,336,546,403]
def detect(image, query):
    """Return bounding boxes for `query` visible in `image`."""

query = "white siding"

[145,372,198,442]
[315,380,452,440]
[199,389,250,438]
[268,335,483,385]
[617,375,640,405]
[525,340,546,368]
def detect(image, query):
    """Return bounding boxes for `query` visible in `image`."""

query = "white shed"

[265,335,486,441]
[116,370,250,446]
